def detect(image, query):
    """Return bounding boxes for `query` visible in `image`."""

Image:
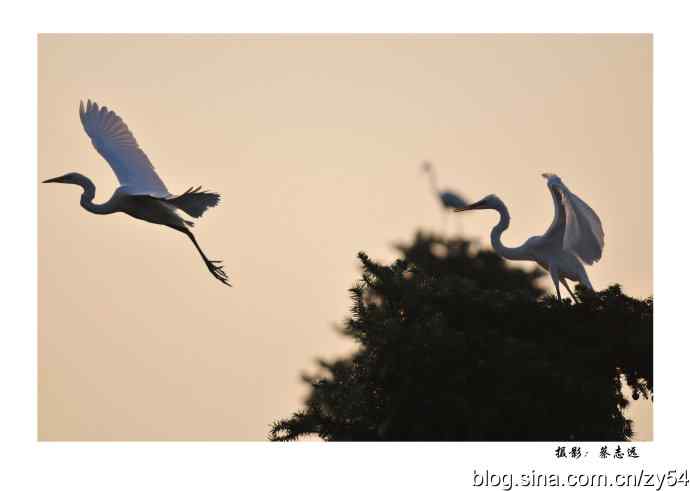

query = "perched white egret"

[421,160,469,210]
[455,173,604,302]
[421,161,469,232]
[43,100,230,286]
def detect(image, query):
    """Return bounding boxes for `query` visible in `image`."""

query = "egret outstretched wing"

[79,99,171,198]
[541,177,566,244]
[542,173,604,264]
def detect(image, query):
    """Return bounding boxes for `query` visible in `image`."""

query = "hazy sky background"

[38,34,652,440]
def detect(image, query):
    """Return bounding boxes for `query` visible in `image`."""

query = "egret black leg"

[561,279,579,303]
[172,225,231,286]
[549,266,562,302]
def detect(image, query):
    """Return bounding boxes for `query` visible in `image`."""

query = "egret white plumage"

[421,161,468,232]
[455,173,604,302]
[43,100,230,286]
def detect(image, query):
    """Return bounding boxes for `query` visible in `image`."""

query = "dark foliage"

[270,232,653,441]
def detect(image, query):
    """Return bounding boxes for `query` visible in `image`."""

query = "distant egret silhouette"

[43,100,230,286]
[421,161,468,233]
[455,173,604,302]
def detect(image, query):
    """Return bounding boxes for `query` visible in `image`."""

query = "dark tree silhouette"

[270,232,652,441]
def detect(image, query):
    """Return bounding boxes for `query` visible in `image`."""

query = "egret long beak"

[454,200,482,212]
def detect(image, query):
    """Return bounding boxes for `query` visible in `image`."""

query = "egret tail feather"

[167,187,221,218]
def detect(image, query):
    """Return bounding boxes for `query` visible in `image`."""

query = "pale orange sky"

[38,34,652,440]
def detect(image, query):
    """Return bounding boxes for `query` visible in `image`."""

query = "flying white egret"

[455,173,604,302]
[421,161,468,232]
[43,100,230,286]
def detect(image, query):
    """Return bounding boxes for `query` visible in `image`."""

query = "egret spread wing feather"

[543,173,604,264]
[561,186,604,264]
[541,181,566,244]
[79,100,171,198]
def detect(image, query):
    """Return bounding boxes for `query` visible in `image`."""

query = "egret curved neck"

[426,168,439,194]
[74,176,117,215]
[490,203,530,261]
